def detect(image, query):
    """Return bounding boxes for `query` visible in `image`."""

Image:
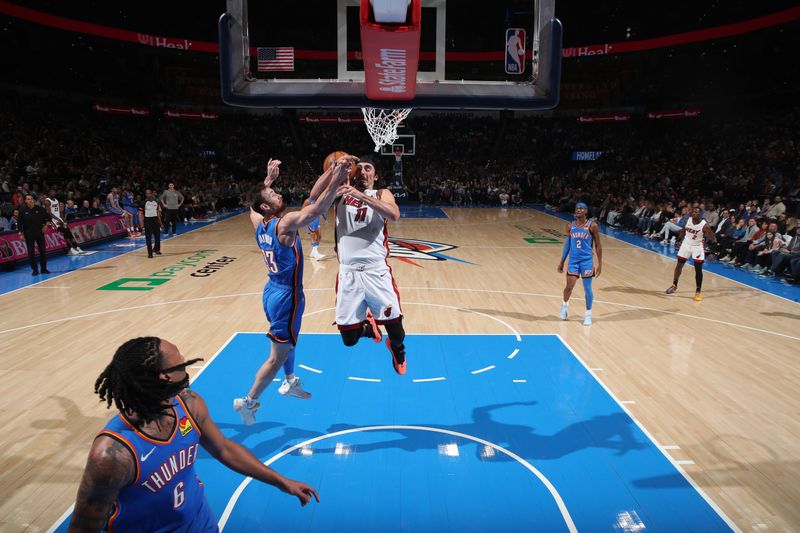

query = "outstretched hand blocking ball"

[323,151,358,179]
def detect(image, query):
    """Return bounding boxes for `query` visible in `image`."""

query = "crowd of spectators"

[0,95,263,236]
[577,196,800,281]
[1,92,798,279]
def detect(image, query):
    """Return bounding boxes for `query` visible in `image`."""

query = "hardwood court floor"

[0,207,798,531]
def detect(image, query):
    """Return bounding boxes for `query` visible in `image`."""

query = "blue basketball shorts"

[262,283,305,345]
[567,257,594,278]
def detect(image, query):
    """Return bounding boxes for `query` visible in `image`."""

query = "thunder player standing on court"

[665,203,716,301]
[558,202,603,325]
[311,156,407,375]
[233,156,354,425]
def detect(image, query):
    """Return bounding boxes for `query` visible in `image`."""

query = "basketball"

[323,150,357,178]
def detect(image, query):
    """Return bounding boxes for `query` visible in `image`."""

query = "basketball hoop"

[361,107,412,152]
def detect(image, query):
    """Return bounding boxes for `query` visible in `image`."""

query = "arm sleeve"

[561,237,570,261]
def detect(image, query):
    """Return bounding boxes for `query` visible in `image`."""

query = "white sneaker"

[583,312,592,326]
[559,302,569,320]
[310,248,325,260]
[233,397,260,425]
[76,247,86,254]
[67,248,80,256]
[278,377,311,399]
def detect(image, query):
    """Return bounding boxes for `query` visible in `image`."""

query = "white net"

[361,107,412,152]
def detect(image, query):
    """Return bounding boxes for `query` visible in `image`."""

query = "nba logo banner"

[505,28,526,75]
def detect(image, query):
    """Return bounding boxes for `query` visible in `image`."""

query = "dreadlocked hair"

[94,337,202,427]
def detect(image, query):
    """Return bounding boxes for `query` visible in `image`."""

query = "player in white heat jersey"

[312,155,407,375]
[665,204,716,301]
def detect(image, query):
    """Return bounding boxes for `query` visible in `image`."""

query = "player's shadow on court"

[30,396,109,431]
[631,435,789,490]
[465,308,562,322]
[216,421,322,459]
[603,285,675,297]
[144,252,200,257]
[599,307,679,322]
[66,265,117,271]
[313,402,647,462]
[22,396,110,486]
[761,311,800,320]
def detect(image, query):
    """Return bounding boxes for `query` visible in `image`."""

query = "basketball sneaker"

[583,311,592,326]
[233,397,260,425]
[364,311,383,343]
[665,285,677,295]
[559,302,569,320]
[694,291,702,302]
[310,247,325,260]
[386,337,406,375]
[278,377,311,399]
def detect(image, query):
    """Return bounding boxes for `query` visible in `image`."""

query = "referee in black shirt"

[18,194,51,275]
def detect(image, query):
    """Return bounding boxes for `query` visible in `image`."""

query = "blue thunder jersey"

[255,216,303,289]
[256,216,305,344]
[567,220,594,277]
[120,193,134,209]
[569,220,593,259]
[98,395,217,532]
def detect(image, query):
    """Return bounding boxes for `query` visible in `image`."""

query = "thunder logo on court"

[387,238,476,267]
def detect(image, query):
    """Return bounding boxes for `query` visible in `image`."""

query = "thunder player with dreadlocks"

[558,202,603,325]
[69,337,318,532]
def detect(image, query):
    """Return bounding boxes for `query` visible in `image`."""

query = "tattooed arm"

[68,435,136,533]
[179,390,319,507]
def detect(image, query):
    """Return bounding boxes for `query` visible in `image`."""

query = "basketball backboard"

[219,0,561,110]
[380,134,416,156]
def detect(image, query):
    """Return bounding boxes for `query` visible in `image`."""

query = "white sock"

[585,309,592,316]
[285,373,295,383]
[562,301,569,307]
[244,394,257,406]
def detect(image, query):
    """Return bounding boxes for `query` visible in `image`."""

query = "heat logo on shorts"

[388,238,476,267]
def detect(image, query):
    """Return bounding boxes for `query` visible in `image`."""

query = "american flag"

[257,47,294,71]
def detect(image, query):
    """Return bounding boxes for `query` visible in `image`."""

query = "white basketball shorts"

[677,240,705,262]
[335,262,402,329]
